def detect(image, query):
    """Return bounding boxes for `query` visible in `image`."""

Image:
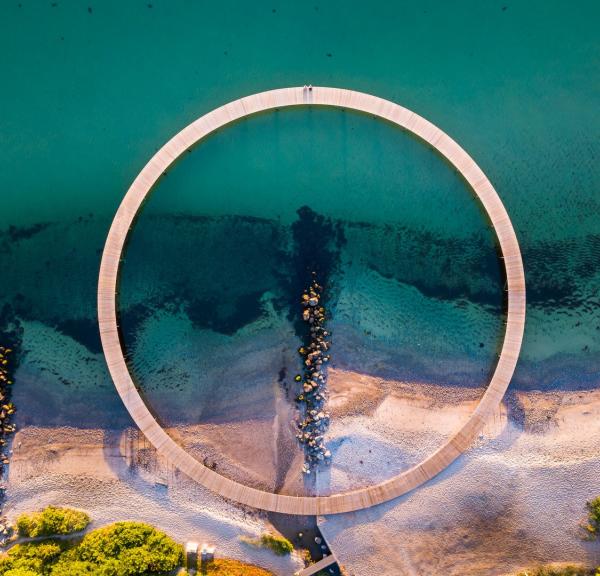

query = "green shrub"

[258,533,293,556]
[586,497,600,537]
[0,522,182,576]
[516,566,595,576]
[0,540,68,575]
[14,542,63,564]
[15,507,90,538]
[47,560,96,575]
[201,558,274,575]
[1,517,276,576]
[240,532,293,556]
[4,569,41,576]
[60,521,183,574]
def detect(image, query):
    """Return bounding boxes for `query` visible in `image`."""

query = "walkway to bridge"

[98,86,526,515]
[295,553,338,576]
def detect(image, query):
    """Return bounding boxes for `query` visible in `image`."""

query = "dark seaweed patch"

[118,303,154,349]
[185,290,265,335]
[6,222,51,242]
[277,206,345,337]
[345,220,504,309]
[0,304,23,363]
[56,317,102,354]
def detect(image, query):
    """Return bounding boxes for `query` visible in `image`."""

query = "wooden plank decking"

[295,553,338,576]
[97,86,526,515]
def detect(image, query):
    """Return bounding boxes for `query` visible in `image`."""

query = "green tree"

[48,560,95,576]
[0,521,182,576]
[0,541,63,576]
[4,569,41,576]
[67,522,182,574]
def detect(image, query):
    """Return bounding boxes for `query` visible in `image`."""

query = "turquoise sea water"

[1,0,599,440]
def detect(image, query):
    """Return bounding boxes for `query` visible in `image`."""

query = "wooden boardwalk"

[295,553,338,576]
[98,87,526,515]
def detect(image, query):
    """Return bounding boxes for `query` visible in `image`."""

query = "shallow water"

[1,1,598,468]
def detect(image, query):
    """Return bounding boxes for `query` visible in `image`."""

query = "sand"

[6,364,600,576]
[4,426,304,576]
[317,371,600,575]
[317,369,492,493]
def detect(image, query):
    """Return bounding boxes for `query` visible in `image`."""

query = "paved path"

[98,86,526,515]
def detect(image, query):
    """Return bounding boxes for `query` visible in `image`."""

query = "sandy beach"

[318,371,600,575]
[317,368,493,493]
[7,364,600,576]
[4,426,304,575]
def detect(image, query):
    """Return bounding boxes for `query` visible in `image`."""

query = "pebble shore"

[0,345,16,542]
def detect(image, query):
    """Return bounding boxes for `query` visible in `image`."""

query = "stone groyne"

[295,275,332,474]
[0,344,16,543]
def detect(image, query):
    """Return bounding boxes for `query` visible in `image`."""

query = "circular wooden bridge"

[98,86,526,515]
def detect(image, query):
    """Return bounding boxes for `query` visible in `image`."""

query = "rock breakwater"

[0,344,16,543]
[295,275,332,474]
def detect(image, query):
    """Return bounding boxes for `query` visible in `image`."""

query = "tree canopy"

[15,507,90,539]
[0,522,182,576]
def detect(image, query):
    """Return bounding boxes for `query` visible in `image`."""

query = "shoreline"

[4,425,304,575]
[5,371,600,574]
